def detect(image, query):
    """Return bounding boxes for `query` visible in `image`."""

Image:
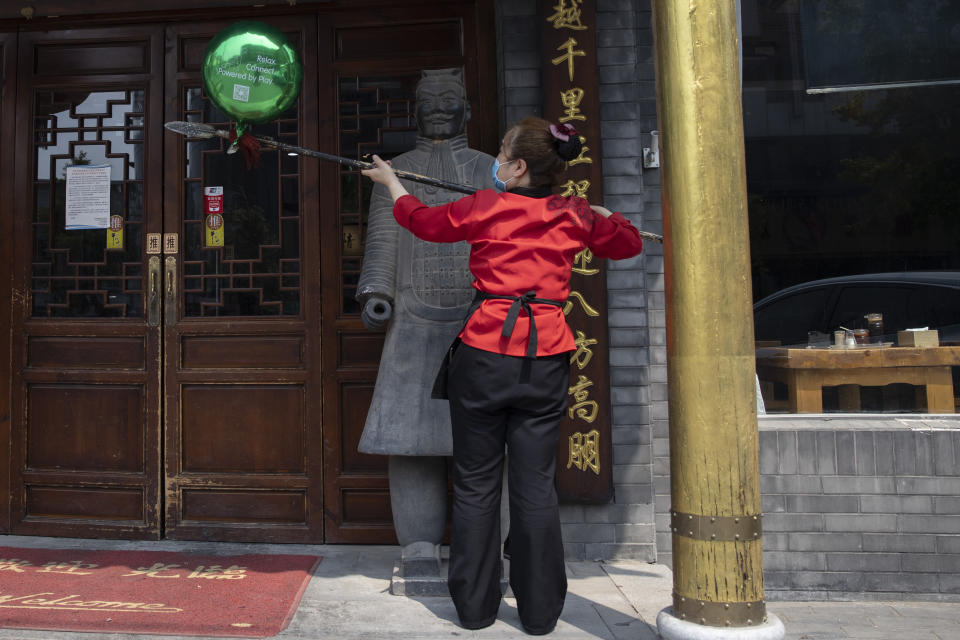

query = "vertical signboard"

[540,0,614,502]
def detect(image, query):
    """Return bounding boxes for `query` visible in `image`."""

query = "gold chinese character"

[559,179,590,198]
[0,559,32,573]
[572,249,598,276]
[567,429,600,474]
[568,375,599,423]
[563,290,600,317]
[552,37,586,82]
[570,330,598,369]
[547,0,588,30]
[38,560,98,575]
[187,564,248,580]
[123,563,183,578]
[559,87,587,122]
[568,136,592,165]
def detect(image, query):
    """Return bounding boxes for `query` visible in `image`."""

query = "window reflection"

[744,1,960,414]
[744,1,960,299]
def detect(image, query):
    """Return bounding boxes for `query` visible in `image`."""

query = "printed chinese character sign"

[541,0,614,503]
[107,214,124,249]
[204,186,224,248]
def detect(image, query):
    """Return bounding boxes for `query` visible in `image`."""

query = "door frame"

[0,30,17,535]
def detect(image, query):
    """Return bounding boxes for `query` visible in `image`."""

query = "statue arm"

[357,181,400,328]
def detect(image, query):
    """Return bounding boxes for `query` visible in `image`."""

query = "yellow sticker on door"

[107,215,124,250]
[204,186,224,248]
[205,213,224,248]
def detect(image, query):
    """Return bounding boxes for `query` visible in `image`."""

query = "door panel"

[161,18,323,542]
[320,4,498,542]
[10,26,164,538]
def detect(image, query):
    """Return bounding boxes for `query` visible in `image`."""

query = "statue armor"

[355,69,499,576]
[357,133,494,455]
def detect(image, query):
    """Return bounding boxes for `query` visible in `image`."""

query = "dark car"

[753,271,960,347]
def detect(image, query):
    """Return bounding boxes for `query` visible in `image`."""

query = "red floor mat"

[0,547,320,637]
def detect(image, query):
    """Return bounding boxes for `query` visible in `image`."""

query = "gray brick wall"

[494,0,658,561]
[760,417,960,601]
[500,2,960,605]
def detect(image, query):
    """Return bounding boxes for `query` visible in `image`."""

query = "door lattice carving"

[338,75,419,313]
[179,86,302,317]
[31,90,146,318]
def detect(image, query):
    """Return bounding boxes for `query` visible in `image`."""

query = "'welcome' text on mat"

[0,547,320,637]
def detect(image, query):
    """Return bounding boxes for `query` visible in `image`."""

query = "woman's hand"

[361,155,397,185]
[361,155,409,202]
[591,204,614,218]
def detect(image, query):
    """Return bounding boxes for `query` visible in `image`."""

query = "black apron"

[431,289,565,399]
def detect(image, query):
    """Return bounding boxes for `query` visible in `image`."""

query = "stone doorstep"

[390,558,512,597]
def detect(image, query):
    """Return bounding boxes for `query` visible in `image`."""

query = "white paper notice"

[65,164,111,230]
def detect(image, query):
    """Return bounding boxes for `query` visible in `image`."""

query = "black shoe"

[459,614,497,630]
[521,622,557,635]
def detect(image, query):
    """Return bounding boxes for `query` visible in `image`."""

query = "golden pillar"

[650,1,782,636]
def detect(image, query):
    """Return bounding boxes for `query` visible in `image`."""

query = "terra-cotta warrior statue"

[356,68,495,574]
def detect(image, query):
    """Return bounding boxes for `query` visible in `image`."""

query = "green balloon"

[202,21,303,124]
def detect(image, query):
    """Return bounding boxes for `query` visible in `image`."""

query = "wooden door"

[319,3,498,542]
[161,18,323,542]
[9,26,166,538]
[5,2,496,544]
[6,18,324,543]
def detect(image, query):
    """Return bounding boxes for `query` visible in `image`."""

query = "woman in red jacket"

[362,117,644,635]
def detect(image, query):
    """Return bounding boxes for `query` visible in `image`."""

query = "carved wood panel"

[9,25,164,539]
[162,17,322,543]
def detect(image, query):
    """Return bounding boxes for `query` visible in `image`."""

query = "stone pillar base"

[658,608,785,640]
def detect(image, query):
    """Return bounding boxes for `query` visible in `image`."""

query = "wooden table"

[755,346,960,413]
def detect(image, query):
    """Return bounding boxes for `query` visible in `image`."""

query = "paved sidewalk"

[1,535,959,639]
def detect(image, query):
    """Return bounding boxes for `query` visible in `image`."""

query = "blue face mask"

[491,158,516,192]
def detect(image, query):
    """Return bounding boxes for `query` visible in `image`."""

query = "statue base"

[657,608,785,640]
[390,548,510,597]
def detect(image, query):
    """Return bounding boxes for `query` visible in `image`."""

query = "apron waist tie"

[474,289,565,359]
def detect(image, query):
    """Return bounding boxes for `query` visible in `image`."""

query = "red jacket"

[393,189,644,357]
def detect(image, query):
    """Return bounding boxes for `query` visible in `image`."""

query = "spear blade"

[164,120,224,139]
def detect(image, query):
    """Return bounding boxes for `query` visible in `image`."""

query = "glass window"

[754,286,833,347]
[744,1,960,414]
[31,90,145,318]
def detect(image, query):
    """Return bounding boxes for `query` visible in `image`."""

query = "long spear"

[164,120,664,243]
[164,121,476,195]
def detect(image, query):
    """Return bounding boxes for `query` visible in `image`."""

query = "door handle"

[164,256,177,327]
[147,256,161,327]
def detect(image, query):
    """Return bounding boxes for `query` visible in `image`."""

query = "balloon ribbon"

[228,122,262,169]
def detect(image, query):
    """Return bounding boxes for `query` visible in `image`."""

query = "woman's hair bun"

[555,136,583,161]
[550,123,582,161]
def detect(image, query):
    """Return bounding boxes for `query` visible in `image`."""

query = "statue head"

[415,68,470,140]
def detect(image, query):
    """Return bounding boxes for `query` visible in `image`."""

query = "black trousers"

[446,343,569,634]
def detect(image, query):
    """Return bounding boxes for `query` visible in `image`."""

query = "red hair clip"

[549,123,578,142]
